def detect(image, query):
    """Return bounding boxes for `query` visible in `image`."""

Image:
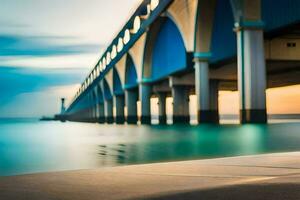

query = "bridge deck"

[1,152,300,200]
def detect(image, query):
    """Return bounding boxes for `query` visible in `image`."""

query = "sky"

[0,0,299,118]
[0,0,141,117]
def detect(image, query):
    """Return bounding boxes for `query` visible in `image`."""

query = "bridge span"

[64,0,300,124]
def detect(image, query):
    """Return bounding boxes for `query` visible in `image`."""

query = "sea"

[0,117,300,176]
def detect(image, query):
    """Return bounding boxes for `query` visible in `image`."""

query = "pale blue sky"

[0,0,141,117]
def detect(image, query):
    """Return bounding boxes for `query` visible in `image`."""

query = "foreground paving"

[1,152,300,200]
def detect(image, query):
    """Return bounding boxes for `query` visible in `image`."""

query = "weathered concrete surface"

[1,152,300,200]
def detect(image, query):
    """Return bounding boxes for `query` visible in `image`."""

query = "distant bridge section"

[65,0,300,124]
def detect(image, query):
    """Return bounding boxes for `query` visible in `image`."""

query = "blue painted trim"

[114,91,124,96]
[193,52,212,59]
[140,78,152,84]
[235,20,265,29]
[123,84,138,90]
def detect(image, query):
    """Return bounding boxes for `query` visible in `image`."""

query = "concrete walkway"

[1,152,300,200]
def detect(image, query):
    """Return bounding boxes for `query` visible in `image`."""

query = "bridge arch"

[143,16,187,82]
[210,0,236,63]
[114,55,127,87]
[113,68,124,95]
[102,78,113,101]
[96,84,104,104]
[194,0,216,54]
[125,53,138,89]
[166,0,197,52]
[91,89,97,105]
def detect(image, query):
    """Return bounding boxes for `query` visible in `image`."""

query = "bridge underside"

[212,59,300,91]
[65,0,300,125]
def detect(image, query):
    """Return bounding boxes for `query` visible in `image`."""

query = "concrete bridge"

[64,0,300,124]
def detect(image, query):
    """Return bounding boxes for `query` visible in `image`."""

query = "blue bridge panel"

[77,95,91,111]
[103,80,112,100]
[97,86,104,104]
[125,54,138,89]
[113,69,124,95]
[210,0,236,63]
[263,0,300,32]
[151,17,186,81]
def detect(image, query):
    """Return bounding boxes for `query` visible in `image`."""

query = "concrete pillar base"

[240,109,267,124]
[98,104,105,124]
[104,99,114,124]
[99,117,105,124]
[173,116,190,124]
[114,95,125,125]
[172,85,190,125]
[125,89,138,124]
[140,84,152,125]
[115,116,125,124]
[127,116,138,124]
[140,116,151,124]
[106,116,114,124]
[198,110,219,123]
[159,116,167,125]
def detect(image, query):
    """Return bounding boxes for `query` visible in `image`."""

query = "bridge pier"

[91,94,97,122]
[104,99,114,124]
[86,94,93,122]
[98,103,105,123]
[236,25,267,123]
[93,105,98,123]
[139,83,152,124]
[86,108,90,122]
[172,86,190,124]
[86,108,91,122]
[209,80,220,123]
[157,92,167,125]
[169,75,194,124]
[194,59,218,123]
[114,95,125,124]
[125,89,138,124]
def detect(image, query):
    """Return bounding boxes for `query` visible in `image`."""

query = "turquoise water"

[1,119,300,176]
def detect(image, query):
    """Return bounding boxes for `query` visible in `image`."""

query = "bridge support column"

[93,106,97,122]
[95,104,99,122]
[236,25,267,123]
[104,99,114,124]
[87,108,92,122]
[209,80,219,123]
[157,92,167,125]
[86,94,92,122]
[98,103,105,123]
[139,83,152,124]
[194,59,218,123]
[125,89,138,124]
[172,86,190,124]
[114,95,125,124]
[92,106,97,123]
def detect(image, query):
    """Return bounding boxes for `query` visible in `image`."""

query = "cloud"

[0,66,88,106]
[0,20,29,29]
[0,0,142,118]
[0,84,80,118]
[0,34,103,57]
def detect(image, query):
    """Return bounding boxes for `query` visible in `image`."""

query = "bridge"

[63,0,300,124]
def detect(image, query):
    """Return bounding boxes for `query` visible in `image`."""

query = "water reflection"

[97,144,128,165]
[93,123,299,167]
[0,120,300,176]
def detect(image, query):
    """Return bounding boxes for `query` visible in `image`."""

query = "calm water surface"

[1,119,300,176]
